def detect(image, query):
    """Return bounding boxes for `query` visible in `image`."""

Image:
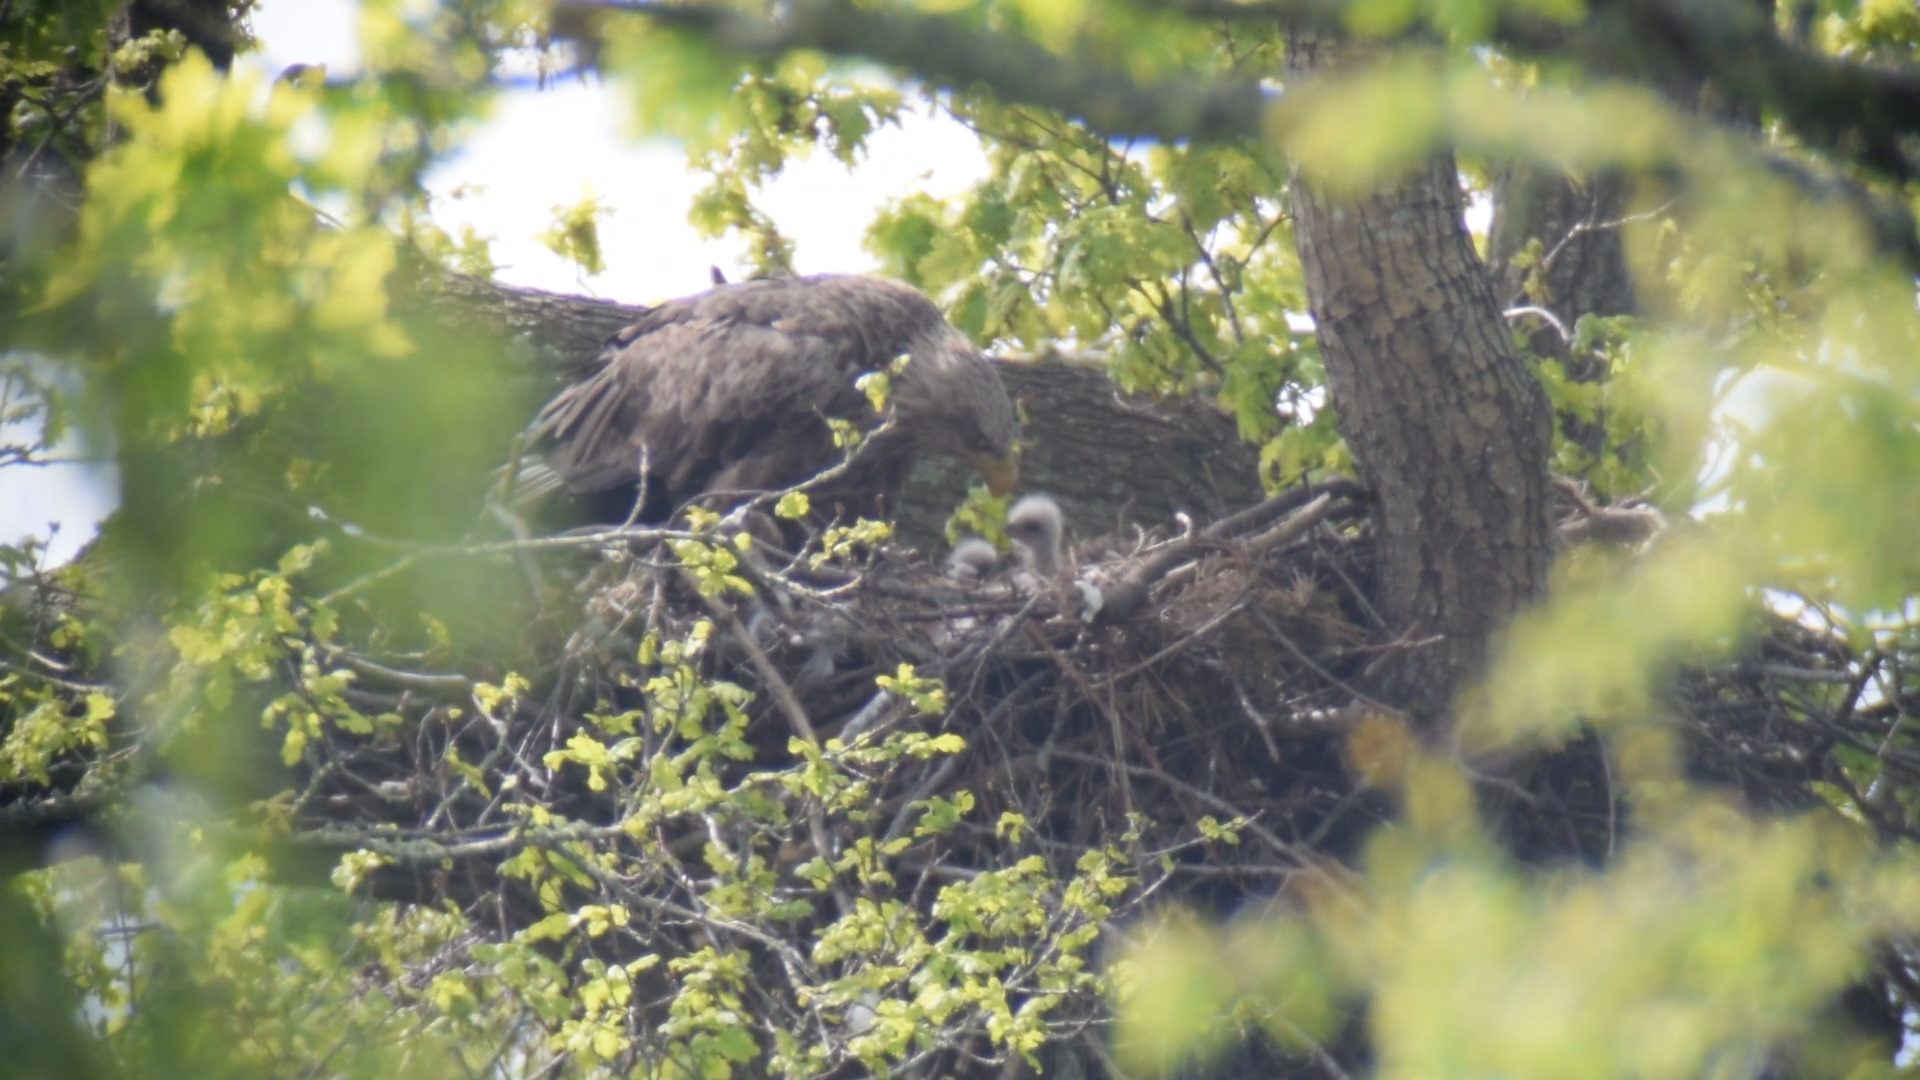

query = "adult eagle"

[517,274,1018,526]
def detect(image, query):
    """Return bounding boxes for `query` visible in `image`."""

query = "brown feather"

[520,275,1015,525]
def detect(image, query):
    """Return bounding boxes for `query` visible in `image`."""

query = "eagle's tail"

[492,454,568,509]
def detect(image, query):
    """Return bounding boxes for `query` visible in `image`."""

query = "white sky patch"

[1714,364,1821,432]
[423,81,736,302]
[0,448,119,567]
[0,357,119,567]
[752,102,992,273]
[1464,189,1493,236]
[423,79,990,303]
[246,0,362,77]
[1691,363,1825,517]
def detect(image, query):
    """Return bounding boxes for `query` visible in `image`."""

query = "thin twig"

[694,583,851,917]
[1538,197,1678,279]
[696,590,818,747]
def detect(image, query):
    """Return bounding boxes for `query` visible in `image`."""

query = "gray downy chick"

[1006,494,1105,619]
[946,536,1000,583]
[1005,494,1065,588]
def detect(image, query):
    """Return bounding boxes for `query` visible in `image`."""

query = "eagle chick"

[1005,494,1065,581]
[947,537,1000,583]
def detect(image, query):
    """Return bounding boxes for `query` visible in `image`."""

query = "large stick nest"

[270,480,1395,1074]
[293,476,1920,910]
[547,480,1386,884]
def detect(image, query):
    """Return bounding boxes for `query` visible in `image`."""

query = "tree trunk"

[1486,166,1638,459]
[1487,167,1638,323]
[1284,33,1556,718]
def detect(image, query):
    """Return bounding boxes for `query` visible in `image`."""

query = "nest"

[533,482,1386,881]
[238,474,1920,1076]
[219,479,1378,1074]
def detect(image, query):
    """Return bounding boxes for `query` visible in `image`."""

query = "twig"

[1093,591,1254,684]
[693,583,850,916]
[1503,304,1570,344]
[1098,487,1354,623]
[1208,478,1363,541]
[334,653,474,694]
[1270,1015,1356,1080]
[1050,749,1312,870]
[14,77,107,182]
[1233,681,1284,764]
[1153,492,1336,597]
[0,659,109,695]
[1756,662,1856,685]
[315,525,682,606]
[485,501,550,597]
[1251,608,1409,721]
[621,443,651,527]
[1537,197,1678,279]
[696,590,818,748]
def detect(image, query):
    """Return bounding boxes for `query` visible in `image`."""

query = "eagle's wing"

[529,278,893,509]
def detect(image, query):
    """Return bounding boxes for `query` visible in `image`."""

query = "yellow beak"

[970,452,1018,497]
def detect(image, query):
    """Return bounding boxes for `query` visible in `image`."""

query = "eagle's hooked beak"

[971,452,1018,497]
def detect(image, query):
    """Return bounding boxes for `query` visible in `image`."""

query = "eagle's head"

[894,326,1019,495]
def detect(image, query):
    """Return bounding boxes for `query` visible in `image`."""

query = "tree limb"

[1154,0,1920,184]
[548,0,1920,274]
[551,0,1270,144]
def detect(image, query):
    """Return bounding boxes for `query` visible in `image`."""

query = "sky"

[0,0,990,566]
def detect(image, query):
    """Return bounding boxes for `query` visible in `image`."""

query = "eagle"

[516,274,1018,527]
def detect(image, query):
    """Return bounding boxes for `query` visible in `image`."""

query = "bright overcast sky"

[251,0,990,304]
[1,0,990,565]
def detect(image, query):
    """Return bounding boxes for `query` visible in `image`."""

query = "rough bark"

[1487,167,1638,322]
[417,273,1265,549]
[1486,166,1638,458]
[1284,33,1556,718]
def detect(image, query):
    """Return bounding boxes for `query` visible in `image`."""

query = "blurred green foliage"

[541,188,616,279]
[3,1,1920,1079]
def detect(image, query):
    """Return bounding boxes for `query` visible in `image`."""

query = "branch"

[554,0,1920,272]
[1153,0,1920,184]
[551,0,1270,145]
[334,653,475,694]
[1095,479,1366,624]
[1560,0,1920,185]
[691,584,856,915]
[698,588,820,748]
